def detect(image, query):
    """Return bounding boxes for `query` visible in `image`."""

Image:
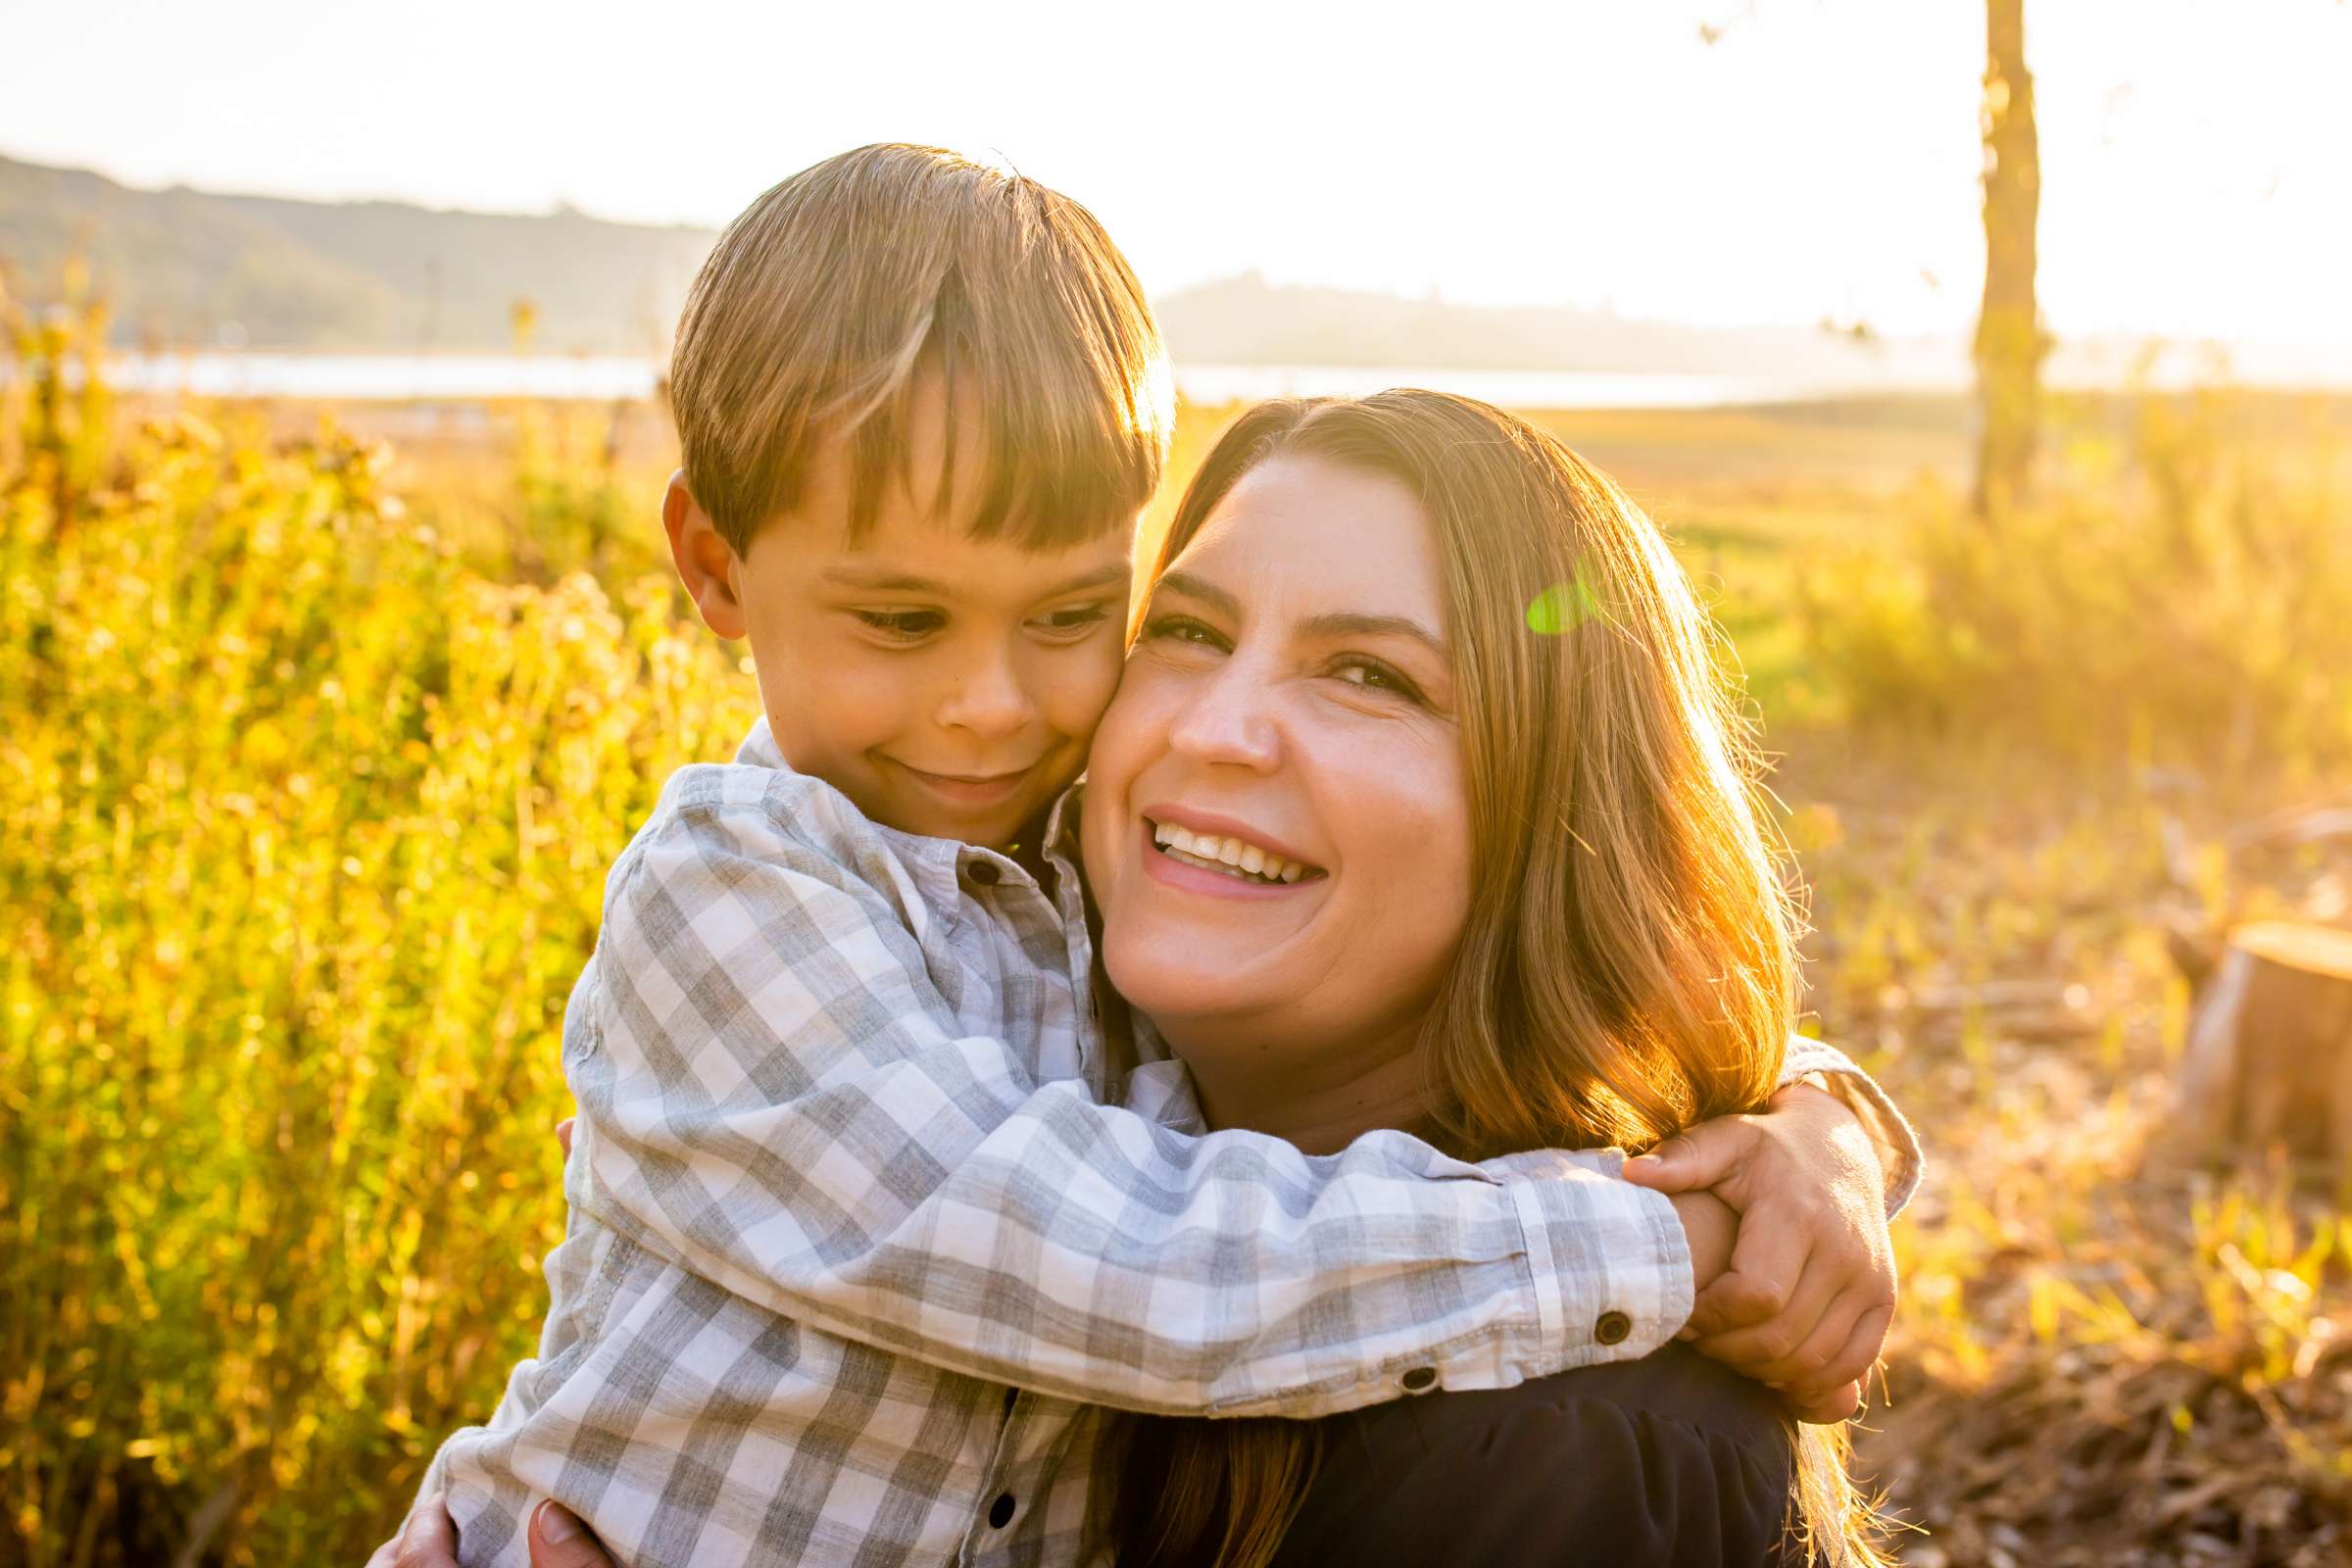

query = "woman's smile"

[1146,805,1325,882]
[1137,809,1330,900]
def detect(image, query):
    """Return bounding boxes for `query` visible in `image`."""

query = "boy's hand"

[1623,1081,1894,1422]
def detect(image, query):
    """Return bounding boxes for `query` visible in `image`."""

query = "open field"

[6,322,2352,1564]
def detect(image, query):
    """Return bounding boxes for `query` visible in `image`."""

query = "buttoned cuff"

[1780,1035,1925,1219]
[1494,1148,1694,1372]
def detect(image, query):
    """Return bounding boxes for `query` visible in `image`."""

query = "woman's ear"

[662,471,750,641]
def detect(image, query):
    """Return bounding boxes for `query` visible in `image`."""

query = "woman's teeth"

[1151,820,1313,884]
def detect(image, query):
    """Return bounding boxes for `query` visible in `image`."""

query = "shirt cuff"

[1492,1149,1693,1372]
[1779,1034,1925,1220]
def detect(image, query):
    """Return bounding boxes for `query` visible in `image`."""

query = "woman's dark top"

[1270,1344,1797,1567]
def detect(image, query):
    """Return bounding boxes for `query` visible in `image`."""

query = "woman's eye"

[1331,658,1425,705]
[1141,613,1227,650]
[853,609,944,641]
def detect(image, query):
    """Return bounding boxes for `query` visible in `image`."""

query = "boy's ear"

[663,472,750,641]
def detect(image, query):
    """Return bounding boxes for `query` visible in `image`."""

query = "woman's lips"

[1139,804,1320,871]
[1137,818,1323,901]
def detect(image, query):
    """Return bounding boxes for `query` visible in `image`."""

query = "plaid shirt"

[424,720,1922,1567]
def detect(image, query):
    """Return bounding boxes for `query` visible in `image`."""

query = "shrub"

[0,308,757,1565]
[1793,390,2352,778]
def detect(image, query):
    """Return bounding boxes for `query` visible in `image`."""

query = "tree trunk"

[2170,923,2352,1180]
[1973,0,2044,517]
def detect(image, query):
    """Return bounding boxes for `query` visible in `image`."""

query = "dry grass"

[1774,736,2352,1566]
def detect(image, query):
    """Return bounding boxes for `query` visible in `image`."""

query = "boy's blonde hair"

[669,143,1172,555]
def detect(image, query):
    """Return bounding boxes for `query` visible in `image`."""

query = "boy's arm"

[1624,1060,1919,1422]
[569,793,1692,1421]
[1774,1035,1923,1218]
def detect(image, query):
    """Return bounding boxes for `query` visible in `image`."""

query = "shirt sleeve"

[566,792,1692,1421]
[1777,1035,1925,1219]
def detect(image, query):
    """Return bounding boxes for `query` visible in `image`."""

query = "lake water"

[91,352,1970,409]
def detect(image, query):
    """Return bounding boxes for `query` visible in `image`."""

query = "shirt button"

[988,1493,1016,1529]
[1399,1366,1438,1393]
[967,861,1001,887]
[1594,1310,1633,1346]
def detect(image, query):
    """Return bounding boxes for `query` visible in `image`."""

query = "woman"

[1081,393,1886,1565]
[391,391,1907,1566]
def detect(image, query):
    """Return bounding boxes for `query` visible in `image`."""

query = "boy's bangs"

[836,317,1171,553]
[671,146,1172,556]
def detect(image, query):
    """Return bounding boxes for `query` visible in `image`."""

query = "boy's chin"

[899,788,1062,854]
[916,809,1025,850]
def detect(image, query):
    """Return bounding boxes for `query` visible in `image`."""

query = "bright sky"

[4,0,2347,340]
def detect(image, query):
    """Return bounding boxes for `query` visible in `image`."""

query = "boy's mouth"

[890,760,1036,809]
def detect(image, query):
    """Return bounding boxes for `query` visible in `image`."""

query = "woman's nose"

[1166,662,1280,771]
[936,649,1037,742]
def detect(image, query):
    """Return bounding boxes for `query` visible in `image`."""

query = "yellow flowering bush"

[1,311,756,1564]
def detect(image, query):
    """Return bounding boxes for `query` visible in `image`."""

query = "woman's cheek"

[1344,738,1474,961]
[1092,661,1180,777]
[1077,673,1161,897]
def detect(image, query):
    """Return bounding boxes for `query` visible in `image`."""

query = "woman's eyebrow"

[1155,571,1447,661]
[1298,611,1448,662]
[1152,569,1243,619]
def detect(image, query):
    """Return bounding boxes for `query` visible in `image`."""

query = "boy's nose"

[936,654,1037,742]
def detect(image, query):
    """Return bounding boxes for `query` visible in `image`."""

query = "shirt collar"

[1124,1056,1204,1132]
[733,717,1086,891]
[731,720,1196,1118]
[1038,780,1086,870]
[735,716,786,770]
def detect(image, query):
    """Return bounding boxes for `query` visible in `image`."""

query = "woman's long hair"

[1100,392,1887,1567]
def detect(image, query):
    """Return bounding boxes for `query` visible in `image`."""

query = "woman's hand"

[1622,1082,1895,1423]
[362,1495,615,1568]
[363,1494,455,1568]
[365,1115,599,1567]
[520,1501,615,1568]
[1665,1190,1738,1296]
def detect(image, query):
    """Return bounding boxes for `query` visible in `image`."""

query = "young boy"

[412,144,1921,1567]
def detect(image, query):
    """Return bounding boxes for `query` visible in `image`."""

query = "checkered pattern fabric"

[422,720,1920,1567]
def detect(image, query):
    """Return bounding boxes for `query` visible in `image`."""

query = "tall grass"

[1790,389,2352,780]
[1,302,756,1564]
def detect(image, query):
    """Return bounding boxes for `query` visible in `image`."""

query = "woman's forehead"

[1170,457,1445,622]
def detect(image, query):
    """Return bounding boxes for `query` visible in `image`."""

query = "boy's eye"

[1031,602,1114,638]
[852,609,945,642]
[1329,657,1427,706]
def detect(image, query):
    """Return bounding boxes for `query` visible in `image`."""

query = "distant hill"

[0,151,1940,378]
[0,154,714,354]
[1152,272,1934,378]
